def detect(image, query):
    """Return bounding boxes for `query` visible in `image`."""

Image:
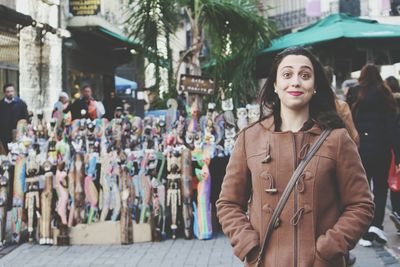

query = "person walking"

[52,92,71,127]
[66,85,104,120]
[384,76,400,233]
[347,65,399,246]
[217,47,374,267]
[0,83,28,152]
[324,66,359,147]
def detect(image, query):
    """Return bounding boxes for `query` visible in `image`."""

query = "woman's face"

[275,55,315,112]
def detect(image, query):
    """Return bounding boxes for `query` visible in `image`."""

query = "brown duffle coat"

[216,116,374,267]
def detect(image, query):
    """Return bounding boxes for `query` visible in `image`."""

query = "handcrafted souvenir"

[166,150,182,239]
[181,148,193,239]
[0,158,10,245]
[193,151,213,240]
[236,107,248,131]
[221,98,235,128]
[25,178,40,243]
[247,104,260,124]
[120,158,133,244]
[40,164,54,245]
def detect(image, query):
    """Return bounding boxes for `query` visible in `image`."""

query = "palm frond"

[199,0,276,106]
[126,0,180,89]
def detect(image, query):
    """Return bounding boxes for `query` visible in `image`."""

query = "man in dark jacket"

[0,83,28,152]
[66,85,98,120]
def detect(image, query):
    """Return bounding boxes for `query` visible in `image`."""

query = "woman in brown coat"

[216,47,374,267]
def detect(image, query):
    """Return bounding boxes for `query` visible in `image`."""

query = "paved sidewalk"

[0,234,242,267]
[0,232,397,267]
[0,207,399,267]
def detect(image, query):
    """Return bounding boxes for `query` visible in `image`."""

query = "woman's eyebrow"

[299,66,313,71]
[279,65,313,70]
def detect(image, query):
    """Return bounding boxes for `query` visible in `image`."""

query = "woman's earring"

[313,90,317,94]
[274,89,277,93]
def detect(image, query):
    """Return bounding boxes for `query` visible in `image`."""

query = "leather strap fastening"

[256,129,332,267]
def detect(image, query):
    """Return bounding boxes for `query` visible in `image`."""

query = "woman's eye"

[300,72,311,79]
[282,72,292,78]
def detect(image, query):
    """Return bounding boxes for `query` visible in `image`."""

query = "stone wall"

[17,0,62,119]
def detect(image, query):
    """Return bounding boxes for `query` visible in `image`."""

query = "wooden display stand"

[67,222,152,245]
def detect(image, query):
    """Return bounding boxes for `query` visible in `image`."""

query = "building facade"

[0,0,144,118]
[0,0,29,99]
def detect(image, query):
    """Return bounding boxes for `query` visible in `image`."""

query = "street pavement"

[0,209,399,267]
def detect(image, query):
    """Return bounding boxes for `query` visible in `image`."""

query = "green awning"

[98,27,140,48]
[259,13,400,54]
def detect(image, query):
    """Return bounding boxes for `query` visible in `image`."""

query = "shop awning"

[98,27,139,48]
[259,13,400,54]
[0,4,34,27]
[67,15,140,49]
[115,76,138,91]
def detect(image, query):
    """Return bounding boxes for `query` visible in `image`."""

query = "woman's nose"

[291,76,301,88]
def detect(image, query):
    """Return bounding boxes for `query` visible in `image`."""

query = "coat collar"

[259,115,323,135]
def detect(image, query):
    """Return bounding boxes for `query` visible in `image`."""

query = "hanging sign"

[179,74,215,95]
[69,0,101,16]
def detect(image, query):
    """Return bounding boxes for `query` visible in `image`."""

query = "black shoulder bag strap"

[256,129,332,267]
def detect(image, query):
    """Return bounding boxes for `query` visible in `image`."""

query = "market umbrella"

[256,13,400,80]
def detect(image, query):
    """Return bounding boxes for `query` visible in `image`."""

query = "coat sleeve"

[216,131,259,261]
[316,129,374,260]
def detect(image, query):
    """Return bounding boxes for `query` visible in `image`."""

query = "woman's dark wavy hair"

[258,46,344,130]
[352,64,396,113]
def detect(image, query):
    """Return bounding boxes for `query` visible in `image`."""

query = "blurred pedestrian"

[52,92,71,126]
[325,66,359,146]
[217,47,374,267]
[66,85,104,120]
[0,83,28,152]
[386,76,400,111]
[348,65,399,246]
[103,90,123,120]
[385,76,400,234]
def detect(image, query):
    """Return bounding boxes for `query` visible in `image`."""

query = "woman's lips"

[288,91,304,96]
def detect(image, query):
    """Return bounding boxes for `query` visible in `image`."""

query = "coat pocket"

[313,252,345,267]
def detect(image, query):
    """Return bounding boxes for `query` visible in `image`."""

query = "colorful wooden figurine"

[119,156,133,244]
[34,112,48,140]
[236,107,248,131]
[193,151,213,240]
[149,151,166,241]
[221,98,236,128]
[0,157,10,245]
[99,151,113,221]
[68,153,85,226]
[246,103,260,124]
[55,161,69,246]
[84,148,99,224]
[25,178,40,243]
[40,165,54,245]
[54,161,68,228]
[181,148,193,239]
[166,150,182,239]
[138,151,152,224]
[11,135,29,244]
